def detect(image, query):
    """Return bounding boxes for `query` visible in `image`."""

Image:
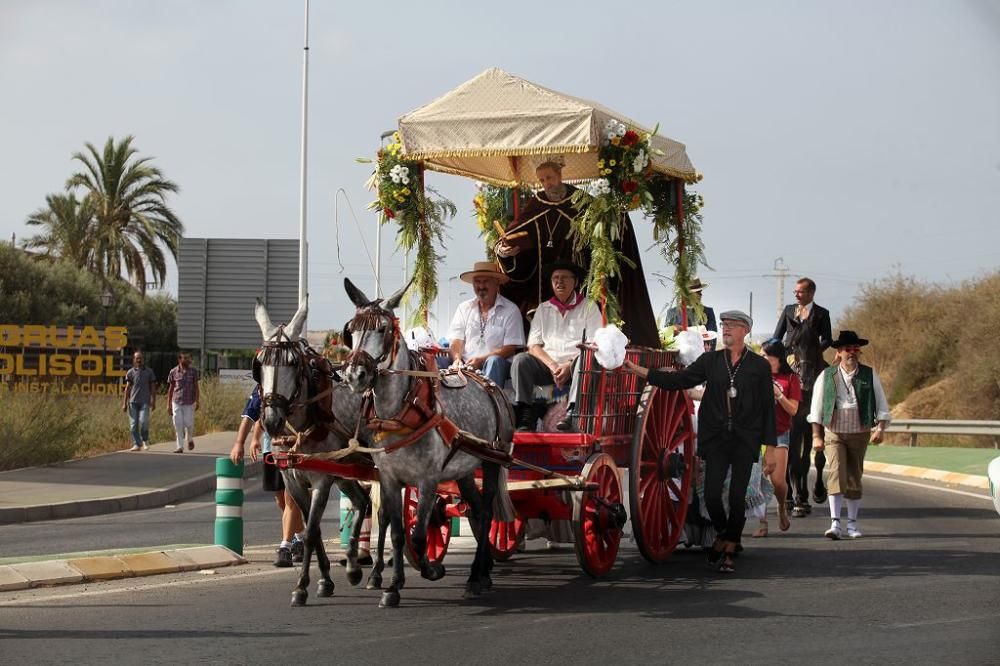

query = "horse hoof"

[366,573,382,590]
[421,563,446,582]
[379,590,400,608]
[346,568,363,587]
[463,582,482,599]
[291,590,308,607]
[316,580,334,597]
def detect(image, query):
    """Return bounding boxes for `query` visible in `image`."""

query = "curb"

[865,461,989,491]
[0,460,261,526]
[0,545,246,592]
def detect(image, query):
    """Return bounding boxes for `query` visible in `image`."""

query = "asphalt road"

[2,475,998,665]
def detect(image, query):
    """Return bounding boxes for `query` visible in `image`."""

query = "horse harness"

[346,304,513,462]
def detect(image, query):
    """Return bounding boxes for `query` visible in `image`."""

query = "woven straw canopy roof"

[397,68,700,188]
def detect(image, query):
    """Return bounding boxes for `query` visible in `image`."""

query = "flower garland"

[362,133,456,327]
[572,119,708,328]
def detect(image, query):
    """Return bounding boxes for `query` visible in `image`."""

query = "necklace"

[477,306,489,343]
[543,214,561,249]
[725,348,748,398]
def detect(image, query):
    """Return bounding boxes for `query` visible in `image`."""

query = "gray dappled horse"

[340,278,515,607]
[253,297,372,607]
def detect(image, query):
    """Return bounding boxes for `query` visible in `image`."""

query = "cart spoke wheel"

[630,385,696,564]
[573,452,624,578]
[402,486,452,570]
[489,517,525,561]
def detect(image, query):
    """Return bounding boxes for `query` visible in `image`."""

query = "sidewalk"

[0,431,253,525]
[863,445,994,491]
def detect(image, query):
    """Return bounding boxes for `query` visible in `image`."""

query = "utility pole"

[762,257,790,327]
[297,0,310,322]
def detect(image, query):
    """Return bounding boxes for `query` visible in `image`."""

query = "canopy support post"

[674,179,688,330]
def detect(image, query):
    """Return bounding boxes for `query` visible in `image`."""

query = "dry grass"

[0,378,247,471]
[837,271,1000,446]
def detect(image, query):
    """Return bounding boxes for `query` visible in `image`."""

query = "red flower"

[622,180,638,194]
[621,130,640,147]
[384,207,395,219]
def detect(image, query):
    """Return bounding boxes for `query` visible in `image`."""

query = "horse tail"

[492,464,516,522]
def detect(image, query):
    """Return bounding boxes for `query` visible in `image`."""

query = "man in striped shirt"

[166,352,200,453]
[808,330,890,540]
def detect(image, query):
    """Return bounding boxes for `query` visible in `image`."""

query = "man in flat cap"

[624,310,775,574]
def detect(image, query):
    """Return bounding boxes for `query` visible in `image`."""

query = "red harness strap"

[365,351,460,453]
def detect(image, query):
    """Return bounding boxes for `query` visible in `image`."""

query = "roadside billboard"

[0,324,127,395]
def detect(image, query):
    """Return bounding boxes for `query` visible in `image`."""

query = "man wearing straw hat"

[665,277,717,333]
[445,261,525,387]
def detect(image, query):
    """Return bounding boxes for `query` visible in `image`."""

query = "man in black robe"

[494,159,659,347]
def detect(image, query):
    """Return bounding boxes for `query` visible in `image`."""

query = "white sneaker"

[142,441,150,451]
[173,446,184,453]
[129,445,141,452]
[847,522,862,539]
[824,521,842,540]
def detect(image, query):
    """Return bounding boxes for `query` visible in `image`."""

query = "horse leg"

[478,462,500,589]
[457,475,487,598]
[412,479,446,582]
[308,478,335,598]
[379,480,406,608]
[337,479,369,587]
[367,488,389,590]
[285,474,313,607]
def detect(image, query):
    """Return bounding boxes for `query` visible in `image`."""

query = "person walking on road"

[166,352,199,453]
[808,330,890,540]
[624,310,776,573]
[122,351,156,452]
[773,277,833,516]
[229,386,306,567]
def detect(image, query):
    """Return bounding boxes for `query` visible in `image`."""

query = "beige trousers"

[824,431,869,500]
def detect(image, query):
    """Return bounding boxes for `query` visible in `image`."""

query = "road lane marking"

[890,613,1000,628]
[866,474,993,501]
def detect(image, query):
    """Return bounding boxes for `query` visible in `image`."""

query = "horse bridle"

[344,304,401,384]
[256,325,309,415]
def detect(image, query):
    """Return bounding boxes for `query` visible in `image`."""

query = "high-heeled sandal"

[706,538,725,566]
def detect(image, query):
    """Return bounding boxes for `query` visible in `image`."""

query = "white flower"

[604,119,627,140]
[389,164,409,184]
[633,149,648,173]
[587,178,611,197]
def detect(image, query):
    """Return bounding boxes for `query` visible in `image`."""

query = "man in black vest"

[624,310,775,573]
[807,331,890,539]
[773,277,833,516]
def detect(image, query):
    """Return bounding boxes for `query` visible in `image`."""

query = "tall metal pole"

[297,0,310,318]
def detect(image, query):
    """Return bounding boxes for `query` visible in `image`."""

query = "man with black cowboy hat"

[808,330,890,540]
[624,310,775,573]
[510,260,602,432]
[444,261,525,386]
[494,157,659,347]
[665,277,717,332]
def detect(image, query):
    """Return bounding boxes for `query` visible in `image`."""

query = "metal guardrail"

[885,419,1000,449]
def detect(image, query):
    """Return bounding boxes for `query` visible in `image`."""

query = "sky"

[2,0,998,337]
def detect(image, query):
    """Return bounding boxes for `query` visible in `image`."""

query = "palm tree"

[21,192,98,269]
[66,135,184,294]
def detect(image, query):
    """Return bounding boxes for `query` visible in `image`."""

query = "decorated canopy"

[398,68,700,187]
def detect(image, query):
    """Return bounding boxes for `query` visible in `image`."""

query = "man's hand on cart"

[552,360,573,388]
[622,359,649,379]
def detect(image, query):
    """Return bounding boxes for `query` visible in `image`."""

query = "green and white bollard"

[215,458,244,555]
[339,489,355,547]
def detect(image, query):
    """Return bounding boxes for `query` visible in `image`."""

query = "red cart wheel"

[402,486,452,570]
[573,452,626,577]
[467,514,525,562]
[630,384,696,564]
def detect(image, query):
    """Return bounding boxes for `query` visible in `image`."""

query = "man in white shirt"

[808,330,890,540]
[510,262,603,432]
[446,261,525,386]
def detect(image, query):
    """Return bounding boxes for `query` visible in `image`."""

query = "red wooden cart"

[272,68,702,577]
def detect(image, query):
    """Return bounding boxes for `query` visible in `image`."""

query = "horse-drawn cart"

[259,68,705,602]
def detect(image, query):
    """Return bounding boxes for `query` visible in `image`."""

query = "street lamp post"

[100,288,114,389]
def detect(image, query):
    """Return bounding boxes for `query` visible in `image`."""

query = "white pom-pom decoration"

[594,325,629,370]
[676,329,706,367]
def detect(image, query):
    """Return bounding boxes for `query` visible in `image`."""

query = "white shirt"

[796,301,814,319]
[808,364,891,426]
[527,296,604,365]
[447,294,524,361]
